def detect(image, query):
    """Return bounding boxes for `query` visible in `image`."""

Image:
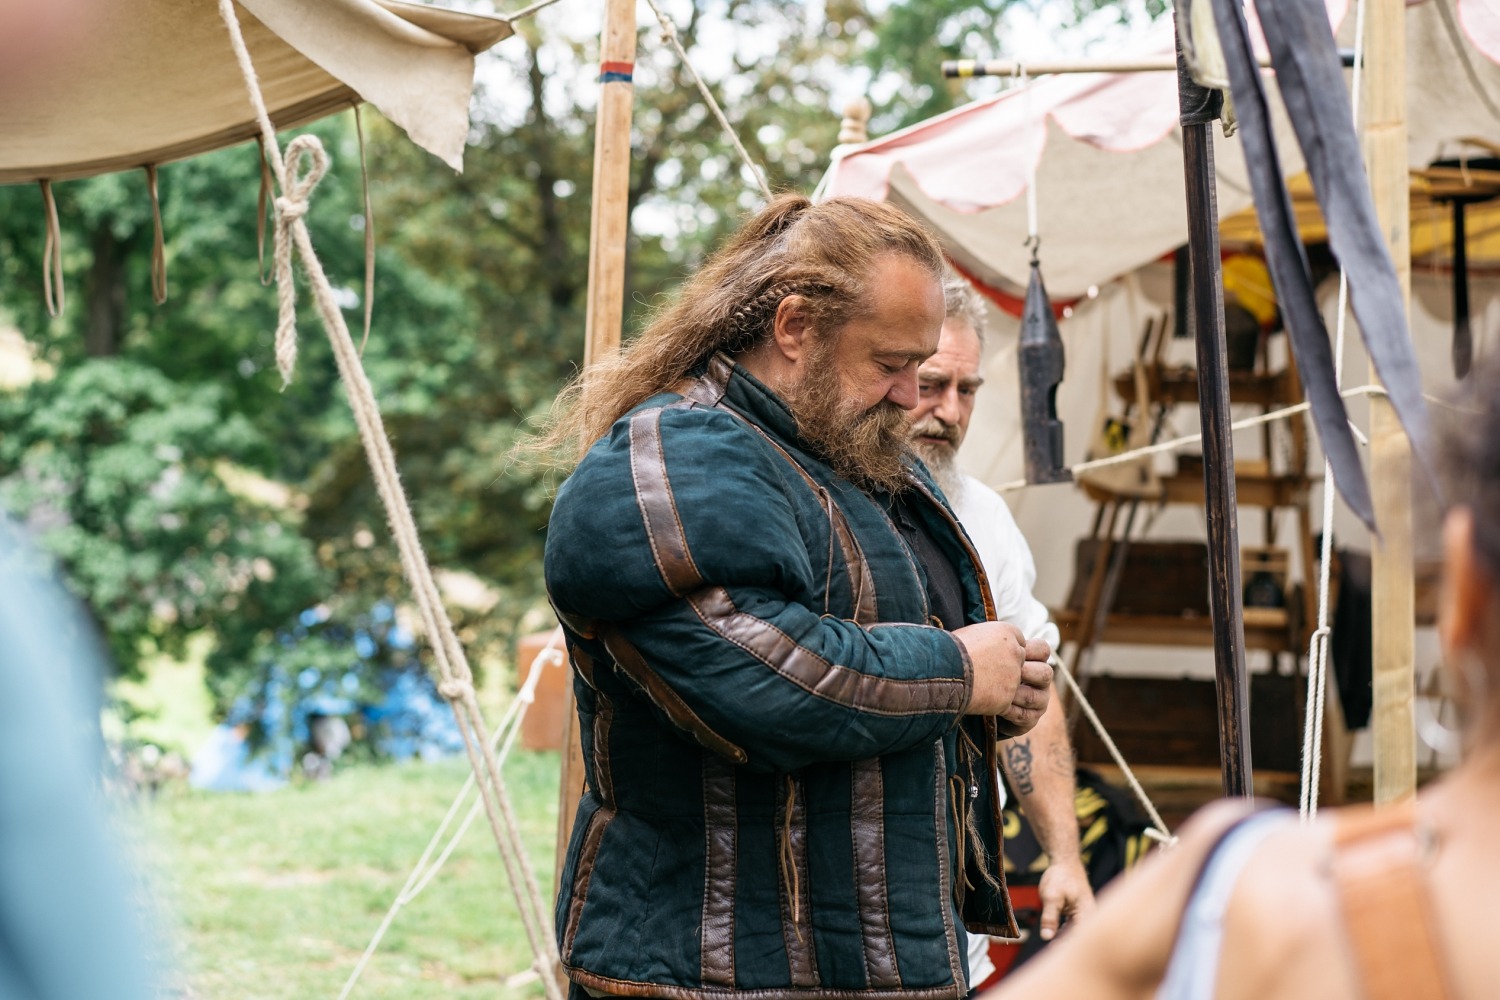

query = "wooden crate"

[1067,539,1210,617]
[1071,672,1305,774]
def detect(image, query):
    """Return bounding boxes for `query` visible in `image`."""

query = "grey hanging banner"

[1203,0,1377,530]
[1252,0,1435,490]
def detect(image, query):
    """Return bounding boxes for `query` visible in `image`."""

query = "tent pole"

[583,0,638,367]
[941,51,1354,78]
[1176,39,1253,798]
[1365,0,1417,805]
[557,0,638,940]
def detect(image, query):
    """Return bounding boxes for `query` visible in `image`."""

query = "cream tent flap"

[0,0,512,183]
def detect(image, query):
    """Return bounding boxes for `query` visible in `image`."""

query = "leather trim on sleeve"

[629,407,706,597]
[688,588,969,717]
[598,625,748,764]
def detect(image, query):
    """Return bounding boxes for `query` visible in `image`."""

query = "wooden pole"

[1176,29,1252,798]
[1364,0,1416,804]
[557,0,637,924]
[941,51,1354,78]
[583,0,638,365]
[1183,124,1254,797]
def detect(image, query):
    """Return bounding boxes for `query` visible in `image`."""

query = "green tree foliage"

[0,359,326,701]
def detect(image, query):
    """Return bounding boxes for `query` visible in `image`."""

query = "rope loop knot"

[272,134,331,387]
[438,678,474,702]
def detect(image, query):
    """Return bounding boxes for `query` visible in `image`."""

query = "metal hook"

[1024,233,1040,264]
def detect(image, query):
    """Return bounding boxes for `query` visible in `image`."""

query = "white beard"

[912,441,964,501]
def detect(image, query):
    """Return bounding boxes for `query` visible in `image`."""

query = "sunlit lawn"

[137,751,561,1000]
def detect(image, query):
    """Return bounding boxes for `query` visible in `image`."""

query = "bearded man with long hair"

[542,195,1054,1000]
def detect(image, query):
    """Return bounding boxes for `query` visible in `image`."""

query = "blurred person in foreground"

[909,276,1096,985]
[0,0,108,88]
[541,195,1053,999]
[0,514,154,1000]
[984,357,1500,1000]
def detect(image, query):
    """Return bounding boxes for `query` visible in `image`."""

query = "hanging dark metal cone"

[1018,258,1069,484]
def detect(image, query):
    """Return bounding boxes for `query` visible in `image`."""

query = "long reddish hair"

[532,194,945,466]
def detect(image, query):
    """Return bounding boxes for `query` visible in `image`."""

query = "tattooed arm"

[1001,690,1096,940]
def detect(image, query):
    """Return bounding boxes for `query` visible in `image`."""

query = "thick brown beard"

[780,337,914,495]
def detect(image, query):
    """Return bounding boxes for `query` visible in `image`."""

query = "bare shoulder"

[1216,812,1356,1000]
[984,799,1262,1000]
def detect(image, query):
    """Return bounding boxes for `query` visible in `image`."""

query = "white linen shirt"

[951,473,1060,987]
[952,474,1059,651]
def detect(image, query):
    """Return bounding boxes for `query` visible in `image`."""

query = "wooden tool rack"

[1051,319,1352,812]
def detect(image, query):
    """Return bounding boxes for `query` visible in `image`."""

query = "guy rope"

[215,1,563,994]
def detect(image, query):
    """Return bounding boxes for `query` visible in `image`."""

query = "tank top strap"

[1155,808,1293,1000]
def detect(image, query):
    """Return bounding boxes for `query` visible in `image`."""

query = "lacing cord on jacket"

[950,773,972,909]
[778,774,804,941]
[955,727,1003,896]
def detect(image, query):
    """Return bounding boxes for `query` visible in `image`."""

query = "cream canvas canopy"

[0,0,513,182]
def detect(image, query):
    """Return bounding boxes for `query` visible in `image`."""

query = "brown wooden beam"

[1182,116,1253,797]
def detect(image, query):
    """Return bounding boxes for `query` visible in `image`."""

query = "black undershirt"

[888,493,966,631]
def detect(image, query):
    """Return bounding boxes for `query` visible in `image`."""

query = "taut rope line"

[213,3,563,997]
[991,382,1393,495]
[338,629,565,1000]
[641,0,773,201]
[1054,655,1176,846]
[1302,0,1368,822]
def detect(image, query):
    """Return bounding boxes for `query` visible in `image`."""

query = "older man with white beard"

[909,276,1097,987]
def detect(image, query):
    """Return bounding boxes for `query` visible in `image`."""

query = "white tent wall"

[956,262,1500,766]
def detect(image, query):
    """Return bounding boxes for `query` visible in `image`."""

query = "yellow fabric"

[1221,172,1500,268]
[0,0,511,183]
[1221,253,1278,328]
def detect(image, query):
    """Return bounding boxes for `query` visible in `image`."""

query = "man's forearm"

[1000,695,1081,863]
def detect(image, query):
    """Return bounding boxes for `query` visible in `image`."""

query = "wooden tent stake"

[1366,0,1417,804]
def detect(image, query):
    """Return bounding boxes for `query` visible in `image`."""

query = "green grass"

[135,751,562,1000]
